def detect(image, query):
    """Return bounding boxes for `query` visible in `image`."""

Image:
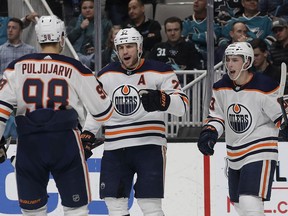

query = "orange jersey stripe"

[106,126,165,136]
[261,160,269,198]
[227,142,277,157]
[0,108,11,116]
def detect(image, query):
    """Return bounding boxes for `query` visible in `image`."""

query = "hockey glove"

[80,130,104,160]
[139,89,171,112]
[197,125,218,156]
[0,137,7,163]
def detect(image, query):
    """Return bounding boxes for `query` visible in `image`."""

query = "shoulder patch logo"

[227,103,252,133]
[112,85,141,116]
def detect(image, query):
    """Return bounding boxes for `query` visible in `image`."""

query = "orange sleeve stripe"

[0,108,11,116]
[204,117,225,124]
[105,126,165,136]
[182,96,189,105]
[97,108,114,122]
[276,120,281,128]
[227,143,278,157]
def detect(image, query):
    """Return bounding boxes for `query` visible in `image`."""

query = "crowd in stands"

[1,0,288,81]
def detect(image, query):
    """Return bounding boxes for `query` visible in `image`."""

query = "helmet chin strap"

[118,49,142,73]
[58,37,65,53]
[127,53,142,72]
[228,61,248,81]
[60,37,65,48]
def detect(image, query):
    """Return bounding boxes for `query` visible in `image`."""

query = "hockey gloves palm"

[80,130,104,160]
[139,89,171,112]
[0,137,7,163]
[197,125,218,156]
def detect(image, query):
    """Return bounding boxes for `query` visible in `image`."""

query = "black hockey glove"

[197,125,218,156]
[0,137,7,163]
[80,130,104,160]
[139,89,171,112]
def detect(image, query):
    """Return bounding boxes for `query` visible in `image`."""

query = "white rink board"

[0,142,287,216]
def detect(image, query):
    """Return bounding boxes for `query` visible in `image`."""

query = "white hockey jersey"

[84,59,189,150]
[0,53,114,138]
[206,73,282,170]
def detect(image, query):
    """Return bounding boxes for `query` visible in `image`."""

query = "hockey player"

[0,15,114,216]
[81,27,189,216]
[197,42,285,216]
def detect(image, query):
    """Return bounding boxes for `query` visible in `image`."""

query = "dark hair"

[8,17,24,30]
[80,0,94,7]
[106,25,121,49]
[164,16,183,31]
[130,0,145,6]
[249,38,267,52]
[231,21,247,30]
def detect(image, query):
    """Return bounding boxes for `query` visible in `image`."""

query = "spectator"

[0,17,38,140]
[220,0,276,47]
[0,12,39,45]
[71,0,81,16]
[148,16,203,83]
[67,0,112,69]
[0,17,37,75]
[105,0,130,26]
[250,38,281,83]
[258,0,288,21]
[270,18,288,67]
[101,25,121,67]
[123,0,162,56]
[182,0,222,66]
[215,21,248,64]
[214,0,243,26]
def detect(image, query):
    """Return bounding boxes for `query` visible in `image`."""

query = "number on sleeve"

[0,79,8,90]
[96,85,107,99]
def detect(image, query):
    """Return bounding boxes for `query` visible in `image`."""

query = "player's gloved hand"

[197,125,218,156]
[0,137,7,163]
[139,89,171,112]
[80,130,104,160]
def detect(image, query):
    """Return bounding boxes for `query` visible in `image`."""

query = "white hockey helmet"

[114,27,143,55]
[35,15,66,44]
[225,42,254,69]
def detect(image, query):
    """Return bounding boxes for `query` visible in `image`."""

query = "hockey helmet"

[225,42,254,70]
[35,15,66,44]
[114,27,143,54]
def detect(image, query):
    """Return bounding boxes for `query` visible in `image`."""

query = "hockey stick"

[278,62,288,129]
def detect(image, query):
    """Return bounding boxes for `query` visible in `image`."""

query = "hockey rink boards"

[0,142,287,216]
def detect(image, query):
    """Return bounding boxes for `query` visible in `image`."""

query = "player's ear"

[60,36,65,47]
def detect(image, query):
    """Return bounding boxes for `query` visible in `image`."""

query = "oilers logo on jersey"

[227,103,252,133]
[112,85,141,116]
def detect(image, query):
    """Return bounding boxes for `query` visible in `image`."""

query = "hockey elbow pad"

[197,125,218,156]
[139,89,171,112]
